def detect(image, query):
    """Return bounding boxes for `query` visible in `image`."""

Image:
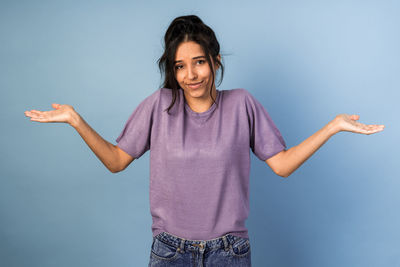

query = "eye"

[196,60,205,65]
[175,65,183,70]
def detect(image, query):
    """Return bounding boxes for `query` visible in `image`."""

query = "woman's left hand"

[333,114,385,135]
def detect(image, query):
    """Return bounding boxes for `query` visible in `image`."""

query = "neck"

[184,87,218,113]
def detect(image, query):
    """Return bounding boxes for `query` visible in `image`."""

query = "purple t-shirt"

[115,88,286,240]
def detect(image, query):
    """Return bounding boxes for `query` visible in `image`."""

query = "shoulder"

[226,89,267,117]
[137,88,164,107]
[159,87,174,100]
[222,88,258,106]
[223,88,249,95]
[149,88,163,101]
[127,89,163,115]
[221,88,253,100]
[158,87,179,108]
[135,88,162,103]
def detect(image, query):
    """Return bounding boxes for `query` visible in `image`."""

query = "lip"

[187,81,203,89]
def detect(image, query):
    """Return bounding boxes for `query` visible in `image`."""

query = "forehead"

[175,41,205,60]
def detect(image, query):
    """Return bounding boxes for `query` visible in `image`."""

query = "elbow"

[280,170,294,178]
[275,168,291,178]
[278,172,289,178]
[109,168,119,174]
[110,162,130,174]
[109,165,122,174]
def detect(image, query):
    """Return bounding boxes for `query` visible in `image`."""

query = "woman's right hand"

[24,103,132,173]
[24,103,77,126]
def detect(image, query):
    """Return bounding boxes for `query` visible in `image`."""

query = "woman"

[24,15,384,267]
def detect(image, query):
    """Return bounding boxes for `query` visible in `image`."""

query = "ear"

[215,54,221,70]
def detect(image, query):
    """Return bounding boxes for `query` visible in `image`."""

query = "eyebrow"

[174,56,206,64]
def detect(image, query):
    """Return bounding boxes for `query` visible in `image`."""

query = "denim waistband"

[154,231,246,253]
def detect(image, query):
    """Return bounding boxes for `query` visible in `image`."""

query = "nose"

[186,65,197,80]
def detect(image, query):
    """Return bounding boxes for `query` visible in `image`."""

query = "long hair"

[157,15,224,114]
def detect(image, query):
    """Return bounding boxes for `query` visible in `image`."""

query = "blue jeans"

[148,231,251,267]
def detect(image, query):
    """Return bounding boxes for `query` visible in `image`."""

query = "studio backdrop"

[1,0,398,266]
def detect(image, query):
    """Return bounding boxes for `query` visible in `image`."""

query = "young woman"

[24,15,384,267]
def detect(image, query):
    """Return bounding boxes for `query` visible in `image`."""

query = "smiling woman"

[157,15,224,115]
[24,14,385,267]
[174,41,220,113]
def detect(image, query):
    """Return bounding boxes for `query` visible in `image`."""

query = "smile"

[187,81,203,89]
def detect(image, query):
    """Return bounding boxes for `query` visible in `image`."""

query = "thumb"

[52,103,61,109]
[350,114,359,121]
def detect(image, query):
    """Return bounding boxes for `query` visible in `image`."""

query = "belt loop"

[222,235,229,251]
[178,238,185,253]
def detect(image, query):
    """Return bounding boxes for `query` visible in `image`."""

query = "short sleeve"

[115,90,160,159]
[245,90,286,161]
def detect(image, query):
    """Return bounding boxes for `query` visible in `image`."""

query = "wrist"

[327,117,341,136]
[69,110,81,129]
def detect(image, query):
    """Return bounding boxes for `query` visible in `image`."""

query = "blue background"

[1,0,398,266]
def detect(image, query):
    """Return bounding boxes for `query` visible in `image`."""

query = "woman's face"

[174,41,219,104]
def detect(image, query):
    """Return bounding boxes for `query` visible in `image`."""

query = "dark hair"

[158,15,224,114]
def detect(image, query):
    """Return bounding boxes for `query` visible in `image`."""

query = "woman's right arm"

[25,103,134,173]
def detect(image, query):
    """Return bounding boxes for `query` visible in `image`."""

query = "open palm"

[335,114,385,135]
[24,103,75,124]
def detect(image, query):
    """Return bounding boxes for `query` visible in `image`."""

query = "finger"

[30,117,48,122]
[366,124,385,129]
[29,110,44,117]
[362,126,384,134]
[24,111,37,117]
[355,123,376,132]
[29,110,43,114]
[368,128,384,134]
[31,116,45,122]
[28,111,47,119]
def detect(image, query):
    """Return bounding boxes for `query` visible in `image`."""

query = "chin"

[191,89,209,99]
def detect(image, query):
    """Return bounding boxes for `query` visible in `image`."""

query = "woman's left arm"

[265,114,385,178]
